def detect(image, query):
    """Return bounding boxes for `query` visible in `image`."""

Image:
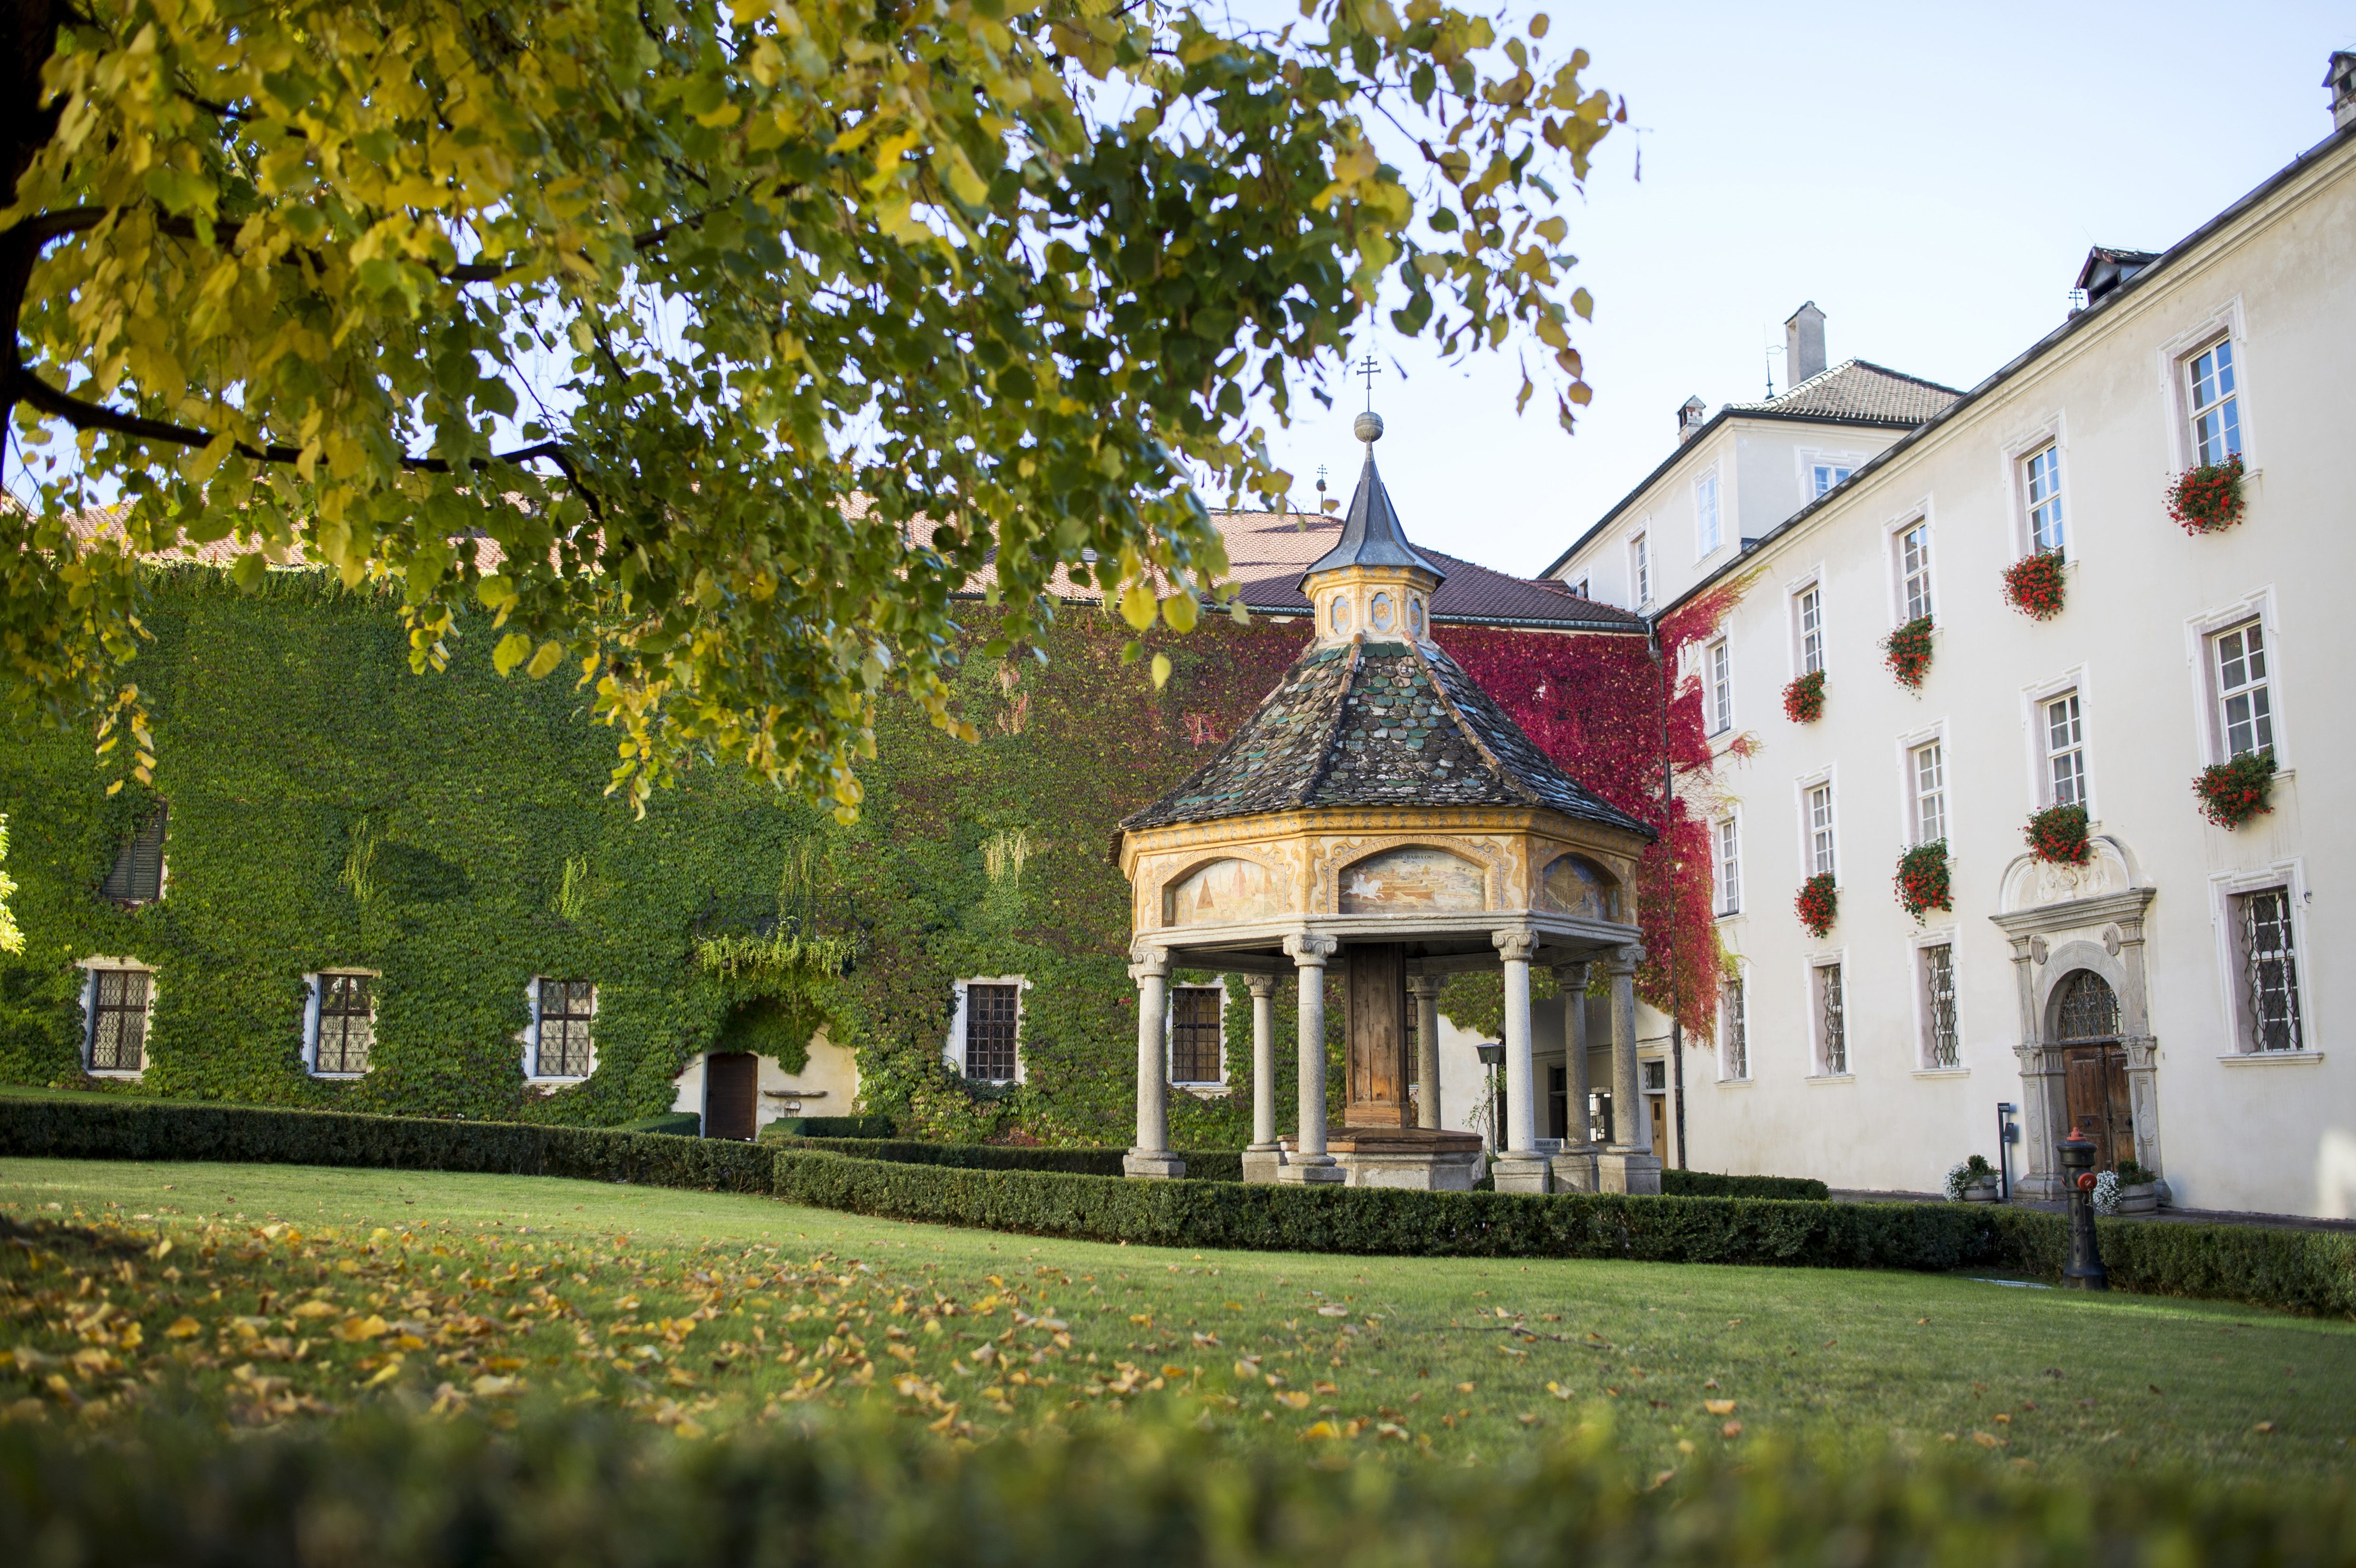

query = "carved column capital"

[1492,928,1541,963]
[1405,973,1442,1000]
[1246,973,1280,999]
[1551,960,1592,990]
[1284,932,1339,966]
[1128,946,1173,981]
[1606,943,1645,975]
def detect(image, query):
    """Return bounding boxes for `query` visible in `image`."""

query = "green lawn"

[3,1156,2351,1477]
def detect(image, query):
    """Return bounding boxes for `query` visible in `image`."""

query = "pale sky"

[1254,1,2356,578]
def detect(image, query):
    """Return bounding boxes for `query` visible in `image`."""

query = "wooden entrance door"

[1648,1094,1668,1161]
[1344,944,1410,1127]
[2054,970,2133,1171]
[706,1051,759,1141]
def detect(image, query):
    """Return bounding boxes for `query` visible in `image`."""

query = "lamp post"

[1476,1041,1504,1153]
[2057,1128,2107,1291]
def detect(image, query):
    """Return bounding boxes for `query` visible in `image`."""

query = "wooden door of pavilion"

[1344,944,1411,1127]
[2055,970,2134,1170]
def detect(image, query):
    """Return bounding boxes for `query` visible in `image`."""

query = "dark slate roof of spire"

[1299,445,1444,585]
[1120,635,1654,837]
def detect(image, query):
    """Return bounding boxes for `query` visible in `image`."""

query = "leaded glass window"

[1171,987,1223,1084]
[315,973,374,1075]
[536,979,595,1078]
[964,982,1020,1081]
[88,968,151,1071]
[2238,889,2301,1053]
[1923,945,1958,1068]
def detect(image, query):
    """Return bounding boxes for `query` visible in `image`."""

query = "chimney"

[1676,396,1707,444]
[2329,51,2356,131]
[1784,301,1827,387]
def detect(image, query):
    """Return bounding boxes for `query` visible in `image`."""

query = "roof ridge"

[1287,635,1363,810]
[1406,637,1539,808]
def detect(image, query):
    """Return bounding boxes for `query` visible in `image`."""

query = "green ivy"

[0,567,1357,1142]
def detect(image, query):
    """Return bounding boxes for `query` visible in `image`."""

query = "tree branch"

[5,365,603,517]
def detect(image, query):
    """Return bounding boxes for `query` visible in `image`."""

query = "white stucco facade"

[1544,118,2356,1217]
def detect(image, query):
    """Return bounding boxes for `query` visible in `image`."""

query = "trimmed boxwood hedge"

[761,1133,1245,1182]
[763,1114,896,1139]
[615,1112,705,1138]
[0,1097,774,1193]
[6,1096,2352,1318]
[1662,1170,1829,1201]
[11,1405,2356,1567]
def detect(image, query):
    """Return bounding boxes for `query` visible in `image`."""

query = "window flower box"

[1782,670,1826,724]
[2166,453,2247,535]
[1893,840,1950,923]
[1881,615,1934,690]
[2002,551,2066,620]
[2194,749,2275,829]
[2023,803,2090,866]
[1795,872,1838,938]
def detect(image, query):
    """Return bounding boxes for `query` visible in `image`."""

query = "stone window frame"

[1793,766,1839,884]
[523,977,598,1085]
[1692,465,1723,561]
[946,975,1029,1085]
[1909,926,1966,1076]
[1879,500,1938,631]
[1893,718,1950,850]
[303,968,381,1079]
[1712,809,1742,919]
[2183,587,2290,774]
[1704,636,1734,737]
[1805,951,1851,1081]
[1785,565,1827,680]
[1717,961,1750,1083]
[2020,666,2097,819]
[1796,444,1865,501]
[2156,297,2255,475]
[76,956,156,1079]
[1996,412,2070,564]
[2205,860,2318,1062]
[1165,981,1230,1092]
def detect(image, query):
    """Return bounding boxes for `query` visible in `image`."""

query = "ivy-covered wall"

[0,564,1681,1144]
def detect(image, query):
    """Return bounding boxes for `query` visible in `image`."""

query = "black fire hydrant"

[2058,1131,2108,1291]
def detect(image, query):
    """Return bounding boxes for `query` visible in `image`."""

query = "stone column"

[1490,929,1548,1193]
[1550,960,1598,1192]
[1408,974,1443,1130]
[1241,974,1282,1183]
[1122,948,1184,1179]
[1597,943,1661,1195]
[1278,934,1343,1183]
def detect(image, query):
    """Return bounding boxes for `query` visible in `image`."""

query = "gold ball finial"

[1354,410,1384,444]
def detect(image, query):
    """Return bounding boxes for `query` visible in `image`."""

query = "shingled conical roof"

[1121,632,1653,836]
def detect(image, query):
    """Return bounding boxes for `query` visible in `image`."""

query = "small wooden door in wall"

[1648,1095,1668,1162]
[2054,970,2133,1171]
[706,1052,759,1141]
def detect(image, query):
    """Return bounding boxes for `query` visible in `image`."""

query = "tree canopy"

[0,0,1617,816]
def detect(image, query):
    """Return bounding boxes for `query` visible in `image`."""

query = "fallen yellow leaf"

[334,1315,390,1342]
[1274,1390,1311,1410]
[1704,1398,1736,1416]
[164,1317,202,1340]
[290,1300,339,1320]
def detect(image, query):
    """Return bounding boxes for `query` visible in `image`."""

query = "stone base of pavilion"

[1263,1129,1484,1190]
[1597,1150,1664,1195]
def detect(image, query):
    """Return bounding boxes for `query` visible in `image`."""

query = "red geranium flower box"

[2023,803,2091,866]
[1795,872,1838,938]
[1783,670,1826,724]
[2002,552,2066,620]
[2194,749,2276,829]
[2166,454,2247,535]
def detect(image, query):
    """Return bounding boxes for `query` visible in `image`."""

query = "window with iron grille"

[1170,986,1223,1084]
[535,979,595,1078]
[88,968,151,1072]
[100,805,169,905]
[314,973,375,1076]
[1922,945,1958,1068]
[1722,977,1747,1080]
[2237,889,2301,1053]
[1816,963,1846,1075]
[2054,969,2120,1041]
[963,982,1021,1081]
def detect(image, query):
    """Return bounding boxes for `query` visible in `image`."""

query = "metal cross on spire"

[1354,352,1381,410]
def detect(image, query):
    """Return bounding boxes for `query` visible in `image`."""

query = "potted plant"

[2112,1159,2161,1215]
[1893,840,1950,923]
[2166,453,2247,534]
[1783,669,1826,724]
[2002,551,2067,620]
[2023,802,2091,866]
[1881,615,1934,690]
[2194,749,2276,829]
[1945,1154,1999,1203]
[1795,872,1838,938]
